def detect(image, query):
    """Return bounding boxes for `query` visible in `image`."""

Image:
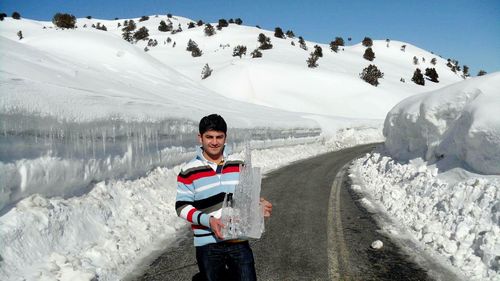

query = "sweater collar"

[196,144,228,164]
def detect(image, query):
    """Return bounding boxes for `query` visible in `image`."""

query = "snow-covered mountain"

[1,15,464,121]
[1,14,497,281]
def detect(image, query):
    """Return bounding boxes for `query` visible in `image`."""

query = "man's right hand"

[209,216,225,239]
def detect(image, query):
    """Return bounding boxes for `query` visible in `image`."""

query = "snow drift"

[384,73,500,174]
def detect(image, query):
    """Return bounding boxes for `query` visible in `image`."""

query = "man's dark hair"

[199,114,227,135]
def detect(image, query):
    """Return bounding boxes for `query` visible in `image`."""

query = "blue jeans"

[195,241,257,281]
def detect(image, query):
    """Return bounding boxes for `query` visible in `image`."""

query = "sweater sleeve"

[175,175,211,228]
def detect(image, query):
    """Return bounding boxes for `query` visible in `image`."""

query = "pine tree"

[235,18,243,25]
[413,56,419,65]
[362,37,373,47]
[188,22,195,29]
[122,19,136,32]
[446,59,459,73]
[431,58,437,65]
[363,48,375,61]
[187,39,202,57]
[359,65,384,86]
[204,23,216,36]
[133,26,149,41]
[298,36,307,50]
[0,13,6,21]
[147,39,158,47]
[258,33,273,50]
[313,45,323,57]
[307,53,319,68]
[52,13,77,29]
[477,70,487,76]
[217,19,228,30]
[285,30,295,38]
[233,45,247,58]
[158,20,171,32]
[333,37,345,47]
[139,16,149,22]
[274,27,285,39]
[330,41,339,53]
[400,45,406,52]
[178,23,183,32]
[12,12,21,20]
[201,64,213,79]
[412,68,425,85]
[425,68,439,82]
[463,65,470,77]
[197,20,204,26]
[251,49,262,58]
[122,30,133,42]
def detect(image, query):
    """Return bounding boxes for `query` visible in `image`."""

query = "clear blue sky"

[2,0,499,75]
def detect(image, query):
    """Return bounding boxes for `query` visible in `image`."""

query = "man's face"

[198,130,226,161]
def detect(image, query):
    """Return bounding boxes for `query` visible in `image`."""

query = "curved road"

[133,143,431,280]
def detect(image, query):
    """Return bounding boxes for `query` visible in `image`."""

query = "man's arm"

[175,178,211,228]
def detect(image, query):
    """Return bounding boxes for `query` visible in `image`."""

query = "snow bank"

[0,128,383,281]
[350,153,500,281]
[384,72,500,174]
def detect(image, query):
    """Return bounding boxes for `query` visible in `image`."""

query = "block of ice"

[221,143,264,239]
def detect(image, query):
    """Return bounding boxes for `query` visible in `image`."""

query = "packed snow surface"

[351,153,499,281]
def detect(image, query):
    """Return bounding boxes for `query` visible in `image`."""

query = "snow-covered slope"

[1,15,464,121]
[0,18,316,128]
[128,16,464,119]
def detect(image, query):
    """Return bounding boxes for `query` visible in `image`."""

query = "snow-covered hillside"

[1,15,464,121]
[0,13,494,281]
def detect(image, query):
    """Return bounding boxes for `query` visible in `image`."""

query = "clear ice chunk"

[220,143,264,240]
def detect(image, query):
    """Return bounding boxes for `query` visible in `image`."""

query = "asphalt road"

[132,143,432,281]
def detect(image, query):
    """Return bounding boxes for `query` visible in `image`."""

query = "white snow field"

[351,73,500,281]
[0,14,494,280]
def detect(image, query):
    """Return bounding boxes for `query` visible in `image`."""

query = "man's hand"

[209,216,225,239]
[260,198,273,217]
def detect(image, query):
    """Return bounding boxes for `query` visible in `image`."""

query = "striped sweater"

[175,147,244,246]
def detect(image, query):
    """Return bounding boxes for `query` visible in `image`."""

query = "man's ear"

[197,133,202,144]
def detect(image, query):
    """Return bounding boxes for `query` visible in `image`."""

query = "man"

[175,114,272,281]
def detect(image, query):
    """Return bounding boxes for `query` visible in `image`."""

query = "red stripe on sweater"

[192,225,209,230]
[222,165,240,174]
[186,208,197,223]
[178,170,217,184]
